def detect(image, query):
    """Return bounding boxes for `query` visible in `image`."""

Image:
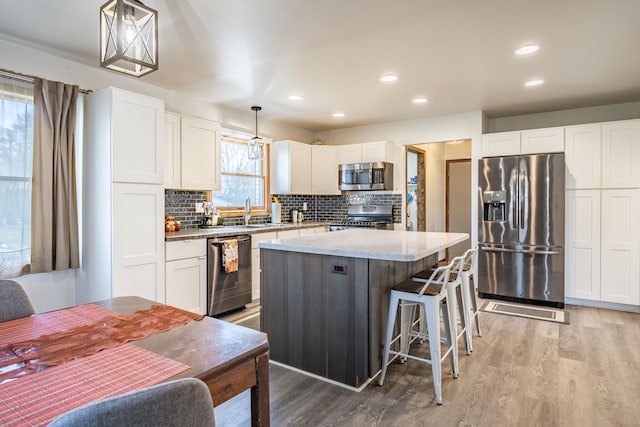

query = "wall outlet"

[195,202,204,213]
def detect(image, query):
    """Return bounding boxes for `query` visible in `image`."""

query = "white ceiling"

[1,0,640,132]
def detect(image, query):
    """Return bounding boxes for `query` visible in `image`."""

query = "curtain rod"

[0,68,91,94]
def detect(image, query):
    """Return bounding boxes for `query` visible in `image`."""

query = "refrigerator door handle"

[519,168,525,230]
[480,246,560,255]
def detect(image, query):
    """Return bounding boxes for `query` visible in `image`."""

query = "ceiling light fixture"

[380,73,398,82]
[412,97,428,104]
[288,95,303,101]
[332,112,345,118]
[100,0,158,77]
[525,78,545,87]
[247,106,264,160]
[515,44,539,55]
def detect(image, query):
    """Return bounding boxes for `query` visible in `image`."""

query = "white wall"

[0,37,314,312]
[487,101,640,133]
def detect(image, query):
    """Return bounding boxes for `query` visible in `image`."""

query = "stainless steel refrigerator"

[477,153,565,308]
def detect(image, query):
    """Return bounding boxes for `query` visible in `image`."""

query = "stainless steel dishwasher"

[207,235,252,316]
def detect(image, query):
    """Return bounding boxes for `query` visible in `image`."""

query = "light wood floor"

[215,304,640,426]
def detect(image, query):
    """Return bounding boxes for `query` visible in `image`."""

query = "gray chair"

[48,378,215,427]
[0,279,35,322]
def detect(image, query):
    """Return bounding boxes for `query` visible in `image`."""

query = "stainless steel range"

[329,204,394,231]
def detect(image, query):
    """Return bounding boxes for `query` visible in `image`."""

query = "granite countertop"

[164,221,330,241]
[258,229,469,262]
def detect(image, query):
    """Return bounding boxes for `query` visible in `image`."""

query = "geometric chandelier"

[100,0,158,77]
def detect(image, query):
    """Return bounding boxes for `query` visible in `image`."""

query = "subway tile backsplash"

[165,190,402,228]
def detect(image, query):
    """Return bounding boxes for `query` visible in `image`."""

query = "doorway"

[406,147,425,231]
[446,158,471,259]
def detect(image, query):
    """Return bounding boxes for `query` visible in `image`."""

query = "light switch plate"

[195,202,204,213]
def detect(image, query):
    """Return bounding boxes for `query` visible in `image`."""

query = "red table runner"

[0,304,114,348]
[0,304,201,382]
[0,343,190,427]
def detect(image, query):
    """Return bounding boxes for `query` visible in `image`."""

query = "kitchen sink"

[245,223,287,228]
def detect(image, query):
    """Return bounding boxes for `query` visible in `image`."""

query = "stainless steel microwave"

[338,162,394,191]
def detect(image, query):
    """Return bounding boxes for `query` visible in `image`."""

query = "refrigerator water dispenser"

[482,191,506,222]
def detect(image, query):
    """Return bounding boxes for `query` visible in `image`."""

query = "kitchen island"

[259,229,468,389]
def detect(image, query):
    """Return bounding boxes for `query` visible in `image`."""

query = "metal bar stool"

[378,260,460,405]
[461,247,481,344]
[413,255,470,355]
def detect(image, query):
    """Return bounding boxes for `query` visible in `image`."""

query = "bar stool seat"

[413,255,470,355]
[378,259,463,405]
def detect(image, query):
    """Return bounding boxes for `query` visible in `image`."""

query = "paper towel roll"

[271,203,281,223]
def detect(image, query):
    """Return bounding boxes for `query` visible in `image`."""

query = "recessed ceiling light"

[515,44,539,55]
[525,78,544,87]
[332,112,345,118]
[288,95,303,101]
[380,73,398,82]
[412,97,428,104]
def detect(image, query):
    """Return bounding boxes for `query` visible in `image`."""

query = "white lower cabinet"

[566,189,640,305]
[600,189,640,305]
[565,190,601,300]
[165,239,207,315]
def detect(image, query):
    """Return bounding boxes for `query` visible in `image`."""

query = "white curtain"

[0,73,34,279]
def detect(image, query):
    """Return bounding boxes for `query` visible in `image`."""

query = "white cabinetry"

[600,189,640,305]
[164,113,221,191]
[79,87,165,304]
[482,127,563,157]
[164,112,181,188]
[337,144,363,164]
[362,141,395,162]
[565,119,640,307]
[311,145,340,195]
[165,239,207,314]
[601,120,640,188]
[565,124,601,189]
[337,141,395,163]
[271,140,312,194]
[565,190,601,300]
[565,120,640,189]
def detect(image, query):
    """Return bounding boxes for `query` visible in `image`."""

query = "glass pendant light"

[100,0,158,77]
[248,106,264,160]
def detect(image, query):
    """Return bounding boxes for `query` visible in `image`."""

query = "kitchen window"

[212,131,269,216]
[0,74,34,278]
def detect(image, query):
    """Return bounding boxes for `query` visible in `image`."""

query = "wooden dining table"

[0,296,270,426]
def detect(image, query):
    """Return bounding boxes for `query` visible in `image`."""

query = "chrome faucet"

[244,197,251,226]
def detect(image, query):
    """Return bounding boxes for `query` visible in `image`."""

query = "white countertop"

[259,229,469,262]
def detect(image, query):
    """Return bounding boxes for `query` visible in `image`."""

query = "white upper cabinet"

[271,140,312,194]
[337,144,362,164]
[481,131,521,157]
[565,119,640,189]
[181,116,221,191]
[361,141,394,162]
[565,124,602,189]
[520,127,564,154]
[601,120,640,189]
[164,113,221,191]
[482,128,563,157]
[111,88,164,184]
[311,145,340,195]
[164,112,181,189]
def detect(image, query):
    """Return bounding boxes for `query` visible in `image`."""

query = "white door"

[600,189,640,305]
[446,160,471,259]
[112,183,165,303]
[180,116,221,191]
[111,88,164,184]
[564,124,602,189]
[565,190,601,300]
[601,120,640,189]
[311,145,339,194]
[166,256,207,314]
